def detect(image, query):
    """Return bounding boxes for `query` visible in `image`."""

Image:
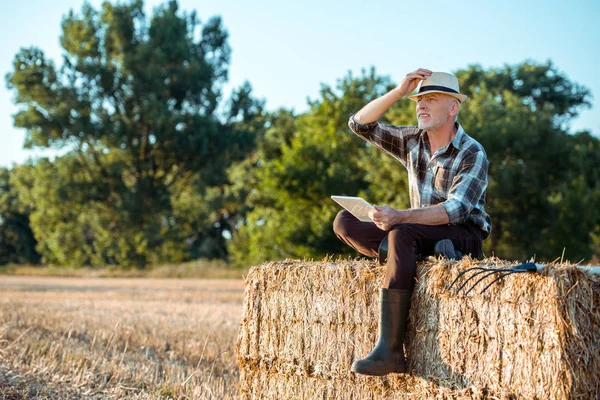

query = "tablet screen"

[331,195,374,222]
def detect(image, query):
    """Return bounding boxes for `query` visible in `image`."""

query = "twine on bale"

[236,258,600,399]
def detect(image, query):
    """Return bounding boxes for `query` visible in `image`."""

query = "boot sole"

[350,363,407,376]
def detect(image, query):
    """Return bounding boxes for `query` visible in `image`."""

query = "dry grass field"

[0,276,244,399]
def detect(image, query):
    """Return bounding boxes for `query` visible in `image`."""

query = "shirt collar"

[451,123,465,150]
[423,123,465,153]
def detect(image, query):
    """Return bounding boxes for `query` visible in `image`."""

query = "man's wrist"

[394,209,407,225]
[391,87,407,100]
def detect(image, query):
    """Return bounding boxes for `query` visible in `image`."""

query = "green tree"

[0,167,40,265]
[5,0,263,267]
[540,131,600,261]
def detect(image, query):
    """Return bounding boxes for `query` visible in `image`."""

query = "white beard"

[418,113,452,131]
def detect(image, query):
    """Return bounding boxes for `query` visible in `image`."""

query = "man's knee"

[333,210,354,237]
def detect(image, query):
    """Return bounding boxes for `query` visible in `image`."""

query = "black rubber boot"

[377,236,388,265]
[434,239,463,260]
[351,289,412,376]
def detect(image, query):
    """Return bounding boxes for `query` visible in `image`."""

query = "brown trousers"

[333,210,484,290]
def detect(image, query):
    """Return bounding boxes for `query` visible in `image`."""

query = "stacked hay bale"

[236,258,600,399]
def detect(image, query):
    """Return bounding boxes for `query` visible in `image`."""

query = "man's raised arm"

[353,68,432,124]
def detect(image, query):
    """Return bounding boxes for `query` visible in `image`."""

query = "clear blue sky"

[1,0,599,167]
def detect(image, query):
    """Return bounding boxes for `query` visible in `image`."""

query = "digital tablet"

[330,195,374,222]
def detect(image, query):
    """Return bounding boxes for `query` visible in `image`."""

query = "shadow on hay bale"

[236,258,600,399]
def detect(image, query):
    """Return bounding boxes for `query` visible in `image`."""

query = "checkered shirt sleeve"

[347,115,420,165]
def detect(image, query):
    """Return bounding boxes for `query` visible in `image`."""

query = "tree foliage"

[5,0,264,267]
[0,167,40,265]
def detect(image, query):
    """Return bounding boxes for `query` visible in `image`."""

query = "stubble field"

[0,276,245,399]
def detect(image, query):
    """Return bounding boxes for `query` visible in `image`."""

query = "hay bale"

[236,258,600,399]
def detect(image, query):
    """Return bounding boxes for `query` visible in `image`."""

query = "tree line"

[1,0,599,268]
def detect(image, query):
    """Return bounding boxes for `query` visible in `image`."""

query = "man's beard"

[418,114,451,130]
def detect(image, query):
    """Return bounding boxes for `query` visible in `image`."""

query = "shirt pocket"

[433,164,454,199]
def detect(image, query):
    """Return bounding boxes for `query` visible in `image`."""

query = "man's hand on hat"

[396,68,432,98]
[369,205,404,231]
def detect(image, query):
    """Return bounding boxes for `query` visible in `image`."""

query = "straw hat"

[407,72,467,103]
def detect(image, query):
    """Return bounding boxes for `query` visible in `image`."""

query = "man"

[333,69,491,376]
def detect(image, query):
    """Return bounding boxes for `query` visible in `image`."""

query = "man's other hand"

[369,205,402,231]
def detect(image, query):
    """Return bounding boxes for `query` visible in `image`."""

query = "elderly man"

[333,69,491,376]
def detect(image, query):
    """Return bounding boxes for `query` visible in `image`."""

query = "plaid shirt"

[348,116,492,237]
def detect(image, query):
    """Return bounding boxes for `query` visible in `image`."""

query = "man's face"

[415,93,456,131]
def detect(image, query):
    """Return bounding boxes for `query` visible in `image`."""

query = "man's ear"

[450,100,460,118]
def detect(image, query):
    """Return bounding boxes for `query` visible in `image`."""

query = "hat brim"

[408,90,467,103]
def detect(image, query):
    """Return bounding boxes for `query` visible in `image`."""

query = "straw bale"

[236,258,600,399]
